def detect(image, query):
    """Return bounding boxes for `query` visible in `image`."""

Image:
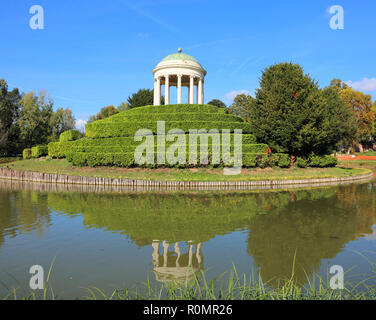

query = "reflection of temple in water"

[151,241,203,283]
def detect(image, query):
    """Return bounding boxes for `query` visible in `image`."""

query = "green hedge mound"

[48,104,275,168]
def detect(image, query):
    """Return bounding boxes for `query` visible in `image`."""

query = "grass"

[355,150,376,156]
[339,159,376,173]
[0,157,20,164]
[2,158,372,182]
[4,264,376,300]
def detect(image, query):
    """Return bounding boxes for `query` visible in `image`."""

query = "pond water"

[0,179,375,299]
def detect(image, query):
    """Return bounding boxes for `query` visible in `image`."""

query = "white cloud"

[345,78,376,92]
[224,90,250,103]
[75,119,87,133]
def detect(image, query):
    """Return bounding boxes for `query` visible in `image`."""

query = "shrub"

[258,154,269,168]
[59,130,81,142]
[308,155,338,168]
[31,145,48,158]
[23,148,32,160]
[296,157,308,168]
[278,154,291,168]
[269,153,290,168]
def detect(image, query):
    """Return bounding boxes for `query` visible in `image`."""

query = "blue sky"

[1,0,375,128]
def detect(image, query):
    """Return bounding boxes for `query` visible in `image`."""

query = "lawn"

[2,158,372,182]
[339,159,376,173]
[0,157,20,164]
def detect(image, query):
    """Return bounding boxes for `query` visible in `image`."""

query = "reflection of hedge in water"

[47,188,339,246]
[247,183,376,288]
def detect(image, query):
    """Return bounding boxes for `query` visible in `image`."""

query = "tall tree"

[228,94,254,122]
[50,107,76,139]
[249,63,353,159]
[0,79,21,155]
[338,88,375,150]
[127,88,164,108]
[18,90,54,148]
[208,99,226,108]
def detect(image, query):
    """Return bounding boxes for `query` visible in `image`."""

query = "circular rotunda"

[152,48,207,106]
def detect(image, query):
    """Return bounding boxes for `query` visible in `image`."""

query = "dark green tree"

[208,99,226,108]
[250,63,353,159]
[127,88,164,108]
[0,79,21,155]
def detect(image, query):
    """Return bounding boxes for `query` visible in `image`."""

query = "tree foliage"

[248,63,353,157]
[50,107,75,139]
[127,88,164,108]
[338,88,375,144]
[228,94,254,122]
[18,91,54,148]
[88,105,119,123]
[0,79,21,155]
[208,99,226,108]
[0,78,78,156]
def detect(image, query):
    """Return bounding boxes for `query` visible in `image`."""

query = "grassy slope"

[2,158,371,182]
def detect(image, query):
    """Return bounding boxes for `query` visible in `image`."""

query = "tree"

[18,90,54,148]
[88,105,119,123]
[249,63,353,160]
[228,94,254,122]
[330,78,349,91]
[208,99,226,108]
[338,88,375,150]
[127,88,164,108]
[117,102,130,112]
[50,107,76,139]
[0,79,21,155]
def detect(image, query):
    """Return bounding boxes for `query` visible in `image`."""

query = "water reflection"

[151,241,203,283]
[0,179,375,288]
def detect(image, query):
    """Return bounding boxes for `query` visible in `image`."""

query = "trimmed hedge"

[59,130,81,142]
[102,112,243,123]
[31,145,48,158]
[48,135,262,159]
[65,151,268,168]
[23,148,32,160]
[86,121,253,138]
[118,104,228,115]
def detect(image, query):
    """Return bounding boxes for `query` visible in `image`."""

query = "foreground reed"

[4,263,376,300]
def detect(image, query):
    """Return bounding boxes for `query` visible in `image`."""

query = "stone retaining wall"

[0,167,373,189]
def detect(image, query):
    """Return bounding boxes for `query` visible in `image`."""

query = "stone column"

[189,76,194,104]
[153,78,158,106]
[177,74,182,104]
[198,78,203,104]
[201,79,204,104]
[156,77,161,105]
[165,75,170,105]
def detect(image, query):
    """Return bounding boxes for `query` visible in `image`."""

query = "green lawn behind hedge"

[4,158,371,182]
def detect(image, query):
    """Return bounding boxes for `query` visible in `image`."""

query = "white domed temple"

[153,48,207,105]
